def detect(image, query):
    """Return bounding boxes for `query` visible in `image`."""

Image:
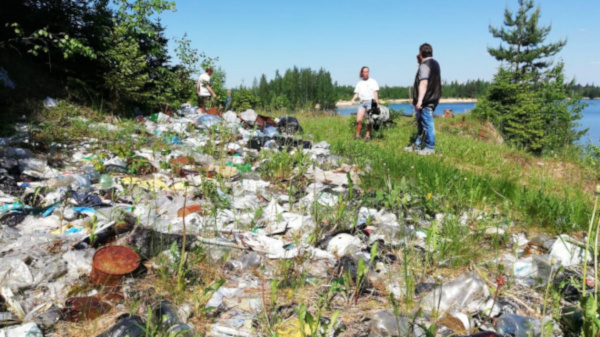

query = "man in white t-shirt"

[197,67,217,113]
[349,66,379,142]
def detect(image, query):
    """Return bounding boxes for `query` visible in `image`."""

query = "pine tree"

[488,0,566,77]
[474,0,584,153]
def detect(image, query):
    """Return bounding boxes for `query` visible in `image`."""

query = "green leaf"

[581,295,597,319]
[357,258,367,283]
[305,312,315,328]
[370,242,379,265]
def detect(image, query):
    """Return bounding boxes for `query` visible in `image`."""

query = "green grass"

[299,113,594,232]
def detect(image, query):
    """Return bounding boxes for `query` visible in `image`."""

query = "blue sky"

[159,0,600,88]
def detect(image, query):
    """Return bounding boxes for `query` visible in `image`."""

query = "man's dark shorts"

[198,95,211,109]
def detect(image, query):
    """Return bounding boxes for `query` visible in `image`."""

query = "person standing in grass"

[197,67,217,113]
[349,66,379,142]
[405,43,442,155]
[222,90,233,112]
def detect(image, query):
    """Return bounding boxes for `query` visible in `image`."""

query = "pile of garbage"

[0,103,593,336]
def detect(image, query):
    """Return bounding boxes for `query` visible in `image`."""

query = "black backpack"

[277,116,303,134]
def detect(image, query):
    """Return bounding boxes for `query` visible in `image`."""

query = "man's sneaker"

[416,148,435,156]
[403,145,415,152]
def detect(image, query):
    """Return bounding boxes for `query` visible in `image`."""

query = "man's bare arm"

[416,80,428,109]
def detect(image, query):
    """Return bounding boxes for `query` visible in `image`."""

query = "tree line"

[335,79,491,101]
[246,67,337,111]
[244,75,598,113]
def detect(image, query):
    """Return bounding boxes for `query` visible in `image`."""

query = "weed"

[259,148,312,182]
[295,299,341,337]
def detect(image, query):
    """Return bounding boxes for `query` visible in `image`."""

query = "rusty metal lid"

[92,246,140,275]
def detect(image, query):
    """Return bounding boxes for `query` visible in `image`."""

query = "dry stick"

[582,195,597,297]
[177,187,188,290]
[487,282,502,323]
[594,211,600,303]
[504,293,536,315]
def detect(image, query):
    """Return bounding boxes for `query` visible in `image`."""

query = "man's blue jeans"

[415,107,435,149]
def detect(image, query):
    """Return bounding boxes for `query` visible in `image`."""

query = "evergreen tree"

[474,0,584,153]
[488,0,566,77]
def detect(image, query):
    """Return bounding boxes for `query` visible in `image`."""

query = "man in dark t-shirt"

[405,43,442,155]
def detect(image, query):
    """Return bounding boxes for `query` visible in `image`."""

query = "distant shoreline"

[336,98,478,106]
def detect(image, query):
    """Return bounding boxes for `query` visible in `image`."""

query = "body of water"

[337,100,600,145]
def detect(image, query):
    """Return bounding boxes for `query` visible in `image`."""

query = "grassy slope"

[299,113,596,233]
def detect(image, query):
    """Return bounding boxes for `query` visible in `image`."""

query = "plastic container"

[495,314,541,337]
[90,246,140,287]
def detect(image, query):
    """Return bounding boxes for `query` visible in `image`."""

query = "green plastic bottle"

[99,174,113,189]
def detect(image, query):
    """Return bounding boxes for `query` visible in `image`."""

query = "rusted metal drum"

[90,246,140,287]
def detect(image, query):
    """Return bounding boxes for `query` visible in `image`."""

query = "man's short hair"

[205,67,214,73]
[419,43,433,58]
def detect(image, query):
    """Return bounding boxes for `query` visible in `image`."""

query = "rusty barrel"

[90,246,140,287]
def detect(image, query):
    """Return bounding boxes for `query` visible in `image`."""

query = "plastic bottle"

[79,165,100,183]
[495,314,541,337]
[1,147,32,158]
[48,175,76,188]
[153,301,193,337]
[460,333,502,337]
[96,314,145,337]
[99,174,114,189]
[369,311,424,337]
[71,174,91,192]
[19,158,47,173]
[43,188,68,206]
[226,252,262,271]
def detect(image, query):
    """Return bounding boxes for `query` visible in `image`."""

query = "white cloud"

[579,28,588,32]
[590,61,600,66]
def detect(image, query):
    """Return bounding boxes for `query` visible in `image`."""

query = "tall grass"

[299,114,592,232]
